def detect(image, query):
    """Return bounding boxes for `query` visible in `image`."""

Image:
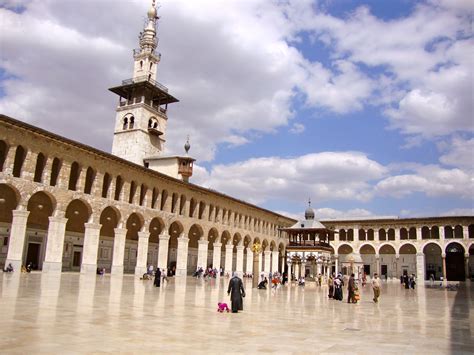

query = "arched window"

[50,158,61,186]
[68,162,80,191]
[12,145,27,177]
[160,190,168,211]
[123,117,128,130]
[0,140,8,172]
[140,60,143,69]
[149,62,153,70]
[129,116,135,129]
[114,176,123,201]
[129,181,137,204]
[148,119,152,128]
[84,167,95,194]
[151,188,158,209]
[139,184,147,206]
[101,173,111,198]
[33,153,46,183]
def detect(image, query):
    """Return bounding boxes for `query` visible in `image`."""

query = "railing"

[122,75,168,93]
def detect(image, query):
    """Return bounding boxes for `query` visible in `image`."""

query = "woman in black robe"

[154,268,161,287]
[227,272,245,313]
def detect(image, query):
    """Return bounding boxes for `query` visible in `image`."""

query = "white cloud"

[193,151,387,205]
[438,136,474,170]
[375,164,473,198]
[275,207,396,221]
[289,123,305,134]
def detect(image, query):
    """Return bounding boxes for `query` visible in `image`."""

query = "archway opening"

[423,243,442,281]
[399,244,416,277]
[445,242,465,281]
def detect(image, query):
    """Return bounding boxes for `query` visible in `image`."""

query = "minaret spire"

[139,0,159,55]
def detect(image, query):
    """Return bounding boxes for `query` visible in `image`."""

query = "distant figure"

[154,268,161,287]
[227,272,245,313]
[372,273,381,303]
[298,277,305,287]
[410,274,416,289]
[348,273,356,304]
[4,263,13,273]
[147,264,153,275]
[26,262,33,273]
[257,278,268,289]
[162,269,168,283]
[217,302,230,313]
[334,275,344,301]
[328,275,334,298]
[403,274,410,289]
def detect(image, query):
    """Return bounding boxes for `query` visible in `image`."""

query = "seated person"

[257,278,268,289]
[298,277,305,286]
[4,263,14,273]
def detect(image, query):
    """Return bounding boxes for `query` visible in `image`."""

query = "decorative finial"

[308,198,311,207]
[184,135,190,154]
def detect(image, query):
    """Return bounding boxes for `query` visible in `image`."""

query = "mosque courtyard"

[0,273,473,354]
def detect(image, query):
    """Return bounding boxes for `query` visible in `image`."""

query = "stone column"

[334,255,339,275]
[157,233,170,270]
[175,236,189,277]
[271,251,279,273]
[252,252,260,288]
[111,228,127,275]
[5,210,30,271]
[463,225,468,239]
[197,240,209,270]
[465,254,469,281]
[245,248,253,275]
[235,246,244,276]
[224,243,233,275]
[134,232,150,276]
[316,261,322,276]
[442,253,447,284]
[375,254,382,276]
[395,254,400,279]
[295,263,300,279]
[258,252,262,274]
[301,261,306,278]
[439,226,445,241]
[81,223,101,274]
[43,216,68,273]
[264,250,271,274]
[416,253,425,281]
[212,242,222,271]
[287,261,292,280]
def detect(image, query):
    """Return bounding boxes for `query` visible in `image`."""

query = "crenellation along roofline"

[0,114,295,224]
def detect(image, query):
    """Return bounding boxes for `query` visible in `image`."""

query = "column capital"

[159,233,170,241]
[198,239,209,246]
[114,227,127,236]
[442,253,446,258]
[12,209,30,218]
[49,216,68,224]
[213,242,222,248]
[264,250,272,255]
[138,231,150,239]
[178,237,189,243]
[236,245,244,251]
[85,222,101,230]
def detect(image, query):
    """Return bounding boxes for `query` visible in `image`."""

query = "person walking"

[227,272,246,313]
[328,274,334,299]
[372,273,381,303]
[348,273,356,303]
[154,268,161,287]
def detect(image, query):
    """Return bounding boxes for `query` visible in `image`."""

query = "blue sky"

[0,0,473,220]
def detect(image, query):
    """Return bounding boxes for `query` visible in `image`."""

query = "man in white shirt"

[372,273,381,303]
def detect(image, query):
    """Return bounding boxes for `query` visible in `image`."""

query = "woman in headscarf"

[154,268,161,287]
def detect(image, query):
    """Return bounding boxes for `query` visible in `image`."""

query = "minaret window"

[149,62,153,70]
[140,61,143,69]
[129,117,135,129]
[123,117,128,130]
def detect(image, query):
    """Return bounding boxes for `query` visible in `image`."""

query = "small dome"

[184,136,190,154]
[305,207,315,220]
[147,2,157,19]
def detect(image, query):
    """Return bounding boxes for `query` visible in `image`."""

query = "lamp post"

[252,242,262,288]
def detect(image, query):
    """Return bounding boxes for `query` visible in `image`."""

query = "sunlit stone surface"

[0,273,472,353]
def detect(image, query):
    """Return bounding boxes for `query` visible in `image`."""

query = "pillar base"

[4,259,22,272]
[80,263,98,274]
[111,265,124,276]
[135,266,146,277]
[175,268,187,277]
[42,261,62,273]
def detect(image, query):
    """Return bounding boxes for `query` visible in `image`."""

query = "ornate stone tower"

[109,0,178,166]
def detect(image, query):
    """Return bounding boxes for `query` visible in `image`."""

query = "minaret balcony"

[122,75,168,93]
[148,127,164,136]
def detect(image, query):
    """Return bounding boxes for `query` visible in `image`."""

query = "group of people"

[401,274,416,289]
[328,272,381,303]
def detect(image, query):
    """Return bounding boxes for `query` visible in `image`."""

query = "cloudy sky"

[0,0,472,220]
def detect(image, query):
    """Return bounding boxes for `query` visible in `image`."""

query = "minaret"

[109,0,178,166]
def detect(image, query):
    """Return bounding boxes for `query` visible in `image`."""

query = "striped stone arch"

[398,241,419,254]
[358,242,377,254]
[377,242,397,254]
[444,240,466,254]
[337,243,353,255]
[420,240,443,253]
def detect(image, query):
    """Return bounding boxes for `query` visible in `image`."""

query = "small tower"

[109,0,178,165]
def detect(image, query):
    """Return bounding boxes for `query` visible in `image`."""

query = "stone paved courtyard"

[0,273,473,354]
